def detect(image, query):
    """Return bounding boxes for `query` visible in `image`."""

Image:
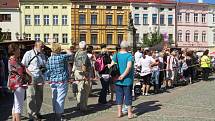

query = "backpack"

[95,56,105,72]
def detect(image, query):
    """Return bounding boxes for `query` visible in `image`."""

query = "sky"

[177,0,215,4]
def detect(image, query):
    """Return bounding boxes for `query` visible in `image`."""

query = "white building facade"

[208,4,215,49]
[131,1,176,46]
[0,0,20,41]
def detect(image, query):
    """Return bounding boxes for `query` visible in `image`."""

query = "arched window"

[194,31,198,42]
[202,31,206,42]
[178,30,182,42]
[185,30,190,42]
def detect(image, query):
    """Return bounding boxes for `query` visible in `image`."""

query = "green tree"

[142,31,163,47]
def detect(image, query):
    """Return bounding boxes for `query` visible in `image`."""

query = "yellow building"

[71,0,130,49]
[20,0,72,49]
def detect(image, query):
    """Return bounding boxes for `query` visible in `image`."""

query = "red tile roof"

[0,0,19,8]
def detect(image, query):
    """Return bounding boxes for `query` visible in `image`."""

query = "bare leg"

[146,85,150,94]
[142,84,146,95]
[127,106,133,118]
[168,80,172,87]
[14,113,21,121]
[12,112,16,121]
[117,105,122,117]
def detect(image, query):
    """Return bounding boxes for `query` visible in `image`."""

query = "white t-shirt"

[134,51,142,65]
[138,55,154,76]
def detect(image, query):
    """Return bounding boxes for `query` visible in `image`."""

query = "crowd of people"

[0,40,214,121]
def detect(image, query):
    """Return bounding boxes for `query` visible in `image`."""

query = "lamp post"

[127,12,137,52]
[15,32,26,41]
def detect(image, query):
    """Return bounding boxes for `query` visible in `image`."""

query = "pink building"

[176,2,209,51]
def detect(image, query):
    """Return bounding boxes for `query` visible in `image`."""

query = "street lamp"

[15,32,26,41]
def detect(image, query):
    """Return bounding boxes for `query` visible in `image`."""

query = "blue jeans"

[115,85,132,106]
[152,70,160,85]
[51,83,68,114]
[98,77,110,104]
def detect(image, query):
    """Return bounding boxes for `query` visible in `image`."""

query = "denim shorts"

[115,84,132,106]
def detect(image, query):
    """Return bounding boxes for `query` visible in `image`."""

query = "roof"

[0,0,19,8]
[71,0,176,4]
[20,0,71,2]
[177,2,208,6]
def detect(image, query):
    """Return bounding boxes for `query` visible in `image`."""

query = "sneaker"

[142,93,145,96]
[145,93,150,96]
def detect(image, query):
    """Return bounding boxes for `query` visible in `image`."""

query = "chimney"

[198,0,203,3]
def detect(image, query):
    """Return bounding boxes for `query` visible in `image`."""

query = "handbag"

[109,53,120,77]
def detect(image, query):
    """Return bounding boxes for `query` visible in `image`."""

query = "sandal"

[128,114,137,119]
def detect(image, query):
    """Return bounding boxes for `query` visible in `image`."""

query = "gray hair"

[79,41,86,49]
[120,40,130,49]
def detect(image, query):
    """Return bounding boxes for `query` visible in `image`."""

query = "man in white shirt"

[22,41,46,121]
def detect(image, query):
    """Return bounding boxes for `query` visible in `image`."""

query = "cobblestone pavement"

[1,77,215,121]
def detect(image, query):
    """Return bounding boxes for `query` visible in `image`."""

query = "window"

[160,8,165,11]
[185,13,190,22]
[135,33,139,42]
[80,34,86,42]
[26,34,31,40]
[213,33,215,44]
[213,14,215,23]
[34,6,39,9]
[25,15,31,25]
[202,31,206,42]
[185,31,190,42]
[79,5,85,9]
[135,7,139,10]
[106,15,112,25]
[44,34,49,43]
[44,6,48,9]
[91,34,97,44]
[62,15,67,25]
[117,34,123,44]
[144,7,148,10]
[44,15,49,25]
[177,13,182,22]
[117,6,122,10]
[168,8,172,11]
[1,32,11,40]
[168,15,173,25]
[152,14,157,25]
[62,6,67,9]
[91,5,96,10]
[160,14,165,25]
[117,15,123,25]
[134,14,139,25]
[202,14,206,23]
[143,14,148,25]
[91,15,97,25]
[34,15,40,25]
[53,6,58,9]
[79,14,86,24]
[178,31,182,42]
[194,32,198,42]
[62,34,68,43]
[53,15,58,25]
[107,34,112,44]
[0,14,11,22]
[169,34,173,43]
[53,34,59,43]
[106,6,111,10]
[35,34,40,41]
[25,6,30,9]
[194,13,198,23]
